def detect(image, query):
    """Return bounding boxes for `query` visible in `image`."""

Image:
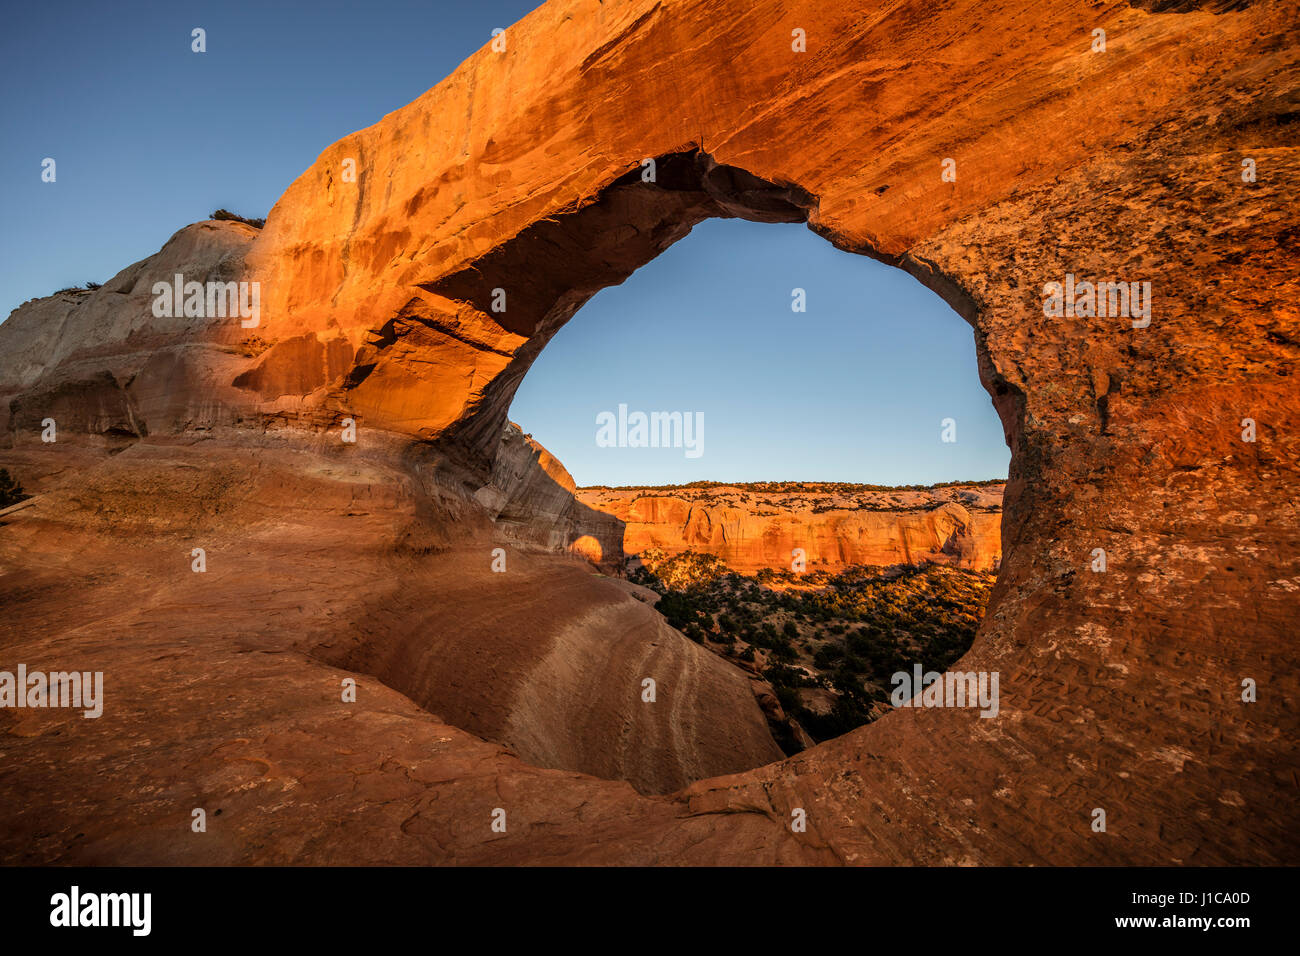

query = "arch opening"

[494,206,1010,755]
[290,150,1035,794]
[370,153,1023,778]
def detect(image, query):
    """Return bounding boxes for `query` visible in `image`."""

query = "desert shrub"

[813,644,844,668]
[657,591,699,631]
[638,548,729,591]
[838,653,868,675]
[770,644,797,663]
[211,208,266,229]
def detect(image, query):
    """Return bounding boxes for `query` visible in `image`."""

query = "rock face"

[481,423,626,568]
[0,221,264,441]
[576,483,1003,574]
[2,0,1299,865]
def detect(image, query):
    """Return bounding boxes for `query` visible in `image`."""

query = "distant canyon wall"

[575,483,1003,575]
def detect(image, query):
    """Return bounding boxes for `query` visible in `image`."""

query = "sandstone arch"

[1,0,1297,864]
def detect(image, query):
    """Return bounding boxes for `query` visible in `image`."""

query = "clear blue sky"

[0,0,544,307]
[513,219,1009,486]
[1,0,1008,487]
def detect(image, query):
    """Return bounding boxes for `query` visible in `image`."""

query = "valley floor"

[629,550,996,746]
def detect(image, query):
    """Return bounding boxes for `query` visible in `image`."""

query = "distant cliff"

[575,481,1003,574]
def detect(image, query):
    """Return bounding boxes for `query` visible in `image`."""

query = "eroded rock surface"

[577,483,1004,574]
[2,0,1298,864]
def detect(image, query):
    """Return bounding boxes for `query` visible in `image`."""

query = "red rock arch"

[239,0,1299,863]
[1,0,1296,864]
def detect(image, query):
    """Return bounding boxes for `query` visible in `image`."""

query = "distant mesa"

[575,480,1004,575]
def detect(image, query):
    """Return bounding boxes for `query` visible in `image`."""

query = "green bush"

[813,644,843,668]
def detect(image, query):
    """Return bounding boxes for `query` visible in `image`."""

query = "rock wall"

[2,0,1298,864]
[577,483,1004,574]
[480,423,626,568]
[0,221,265,439]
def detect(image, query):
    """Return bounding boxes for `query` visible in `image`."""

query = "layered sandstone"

[0,221,265,440]
[576,482,1004,574]
[2,0,1298,865]
[0,437,783,801]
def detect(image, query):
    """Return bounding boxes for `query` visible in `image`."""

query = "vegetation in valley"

[630,548,995,745]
